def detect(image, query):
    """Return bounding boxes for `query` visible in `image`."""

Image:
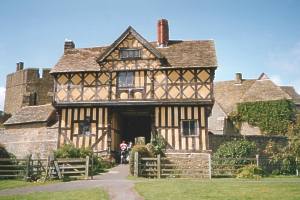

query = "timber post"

[256,154,259,167]
[296,157,299,176]
[134,152,139,177]
[25,154,32,181]
[208,153,212,179]
[157,154,161,179]
[85,156,90,179]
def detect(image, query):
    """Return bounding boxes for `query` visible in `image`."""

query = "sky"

[0,0,300,110]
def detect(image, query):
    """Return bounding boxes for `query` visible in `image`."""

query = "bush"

[0,143,10,158]
[150,134,166,155]
[129,144,153,175]
[236,165,263,179]
[54,144,111,174]
[213,139,257,165]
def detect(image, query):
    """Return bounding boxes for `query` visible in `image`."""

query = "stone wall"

[0,125,58,158]
[208,132,288,153]
[4,68,53,115]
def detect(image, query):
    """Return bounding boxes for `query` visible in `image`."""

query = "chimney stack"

[64,39,75,52]
[16,62,24,71]
[235,73,243,84]
[157,19,169,47]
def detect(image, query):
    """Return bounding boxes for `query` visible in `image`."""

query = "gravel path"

[0,165,143,200]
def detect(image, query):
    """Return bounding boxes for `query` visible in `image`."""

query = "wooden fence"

[0,155,90,180]
[134,152,211,179]
[211,156,258,177]
[48,156,89,179]
[0,155,46,180]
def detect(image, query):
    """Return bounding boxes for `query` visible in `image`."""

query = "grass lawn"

[0,188,109,200]
[135,178,300,200]
[0,180,60,190]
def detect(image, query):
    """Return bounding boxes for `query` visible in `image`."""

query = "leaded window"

[120,48,141,59]
[118,72,134,88]
[181,120,198,136]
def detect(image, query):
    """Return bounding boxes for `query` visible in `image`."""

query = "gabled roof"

[97,26,164,63]
[214,74,294,115]
[214,80,256,114]
[4,104,56,126]
[241,79,291,102]
[280,86,300,104]
[50,27,218,73]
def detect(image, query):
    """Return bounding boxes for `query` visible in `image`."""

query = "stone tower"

[4,62,54,115]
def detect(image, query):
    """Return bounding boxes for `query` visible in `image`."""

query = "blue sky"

[0,0,300,110]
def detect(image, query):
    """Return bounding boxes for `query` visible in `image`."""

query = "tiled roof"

[4,104,56,125]
[214,77,293,115]
[50,40,217,73]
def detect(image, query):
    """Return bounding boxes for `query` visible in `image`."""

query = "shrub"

[0,143,10,158]
[150,134,166,155]
[129,144,153,175]
[236,165,263,179]
[231,100,295,135]
[213,139,257,164]
[54,144,111,174]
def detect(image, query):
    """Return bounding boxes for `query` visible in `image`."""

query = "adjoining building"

[2,104,58,158]
[208,73,300,135]
[50,19,218,153]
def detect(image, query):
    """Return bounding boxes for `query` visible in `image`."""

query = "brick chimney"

[16,62,24,71]
[157,19,169,47]
[235,73,243,84]
[64,39,75,52]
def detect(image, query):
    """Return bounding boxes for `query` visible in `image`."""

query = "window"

[181,120,198,136]
[118,72,134,88]
[29,92,37,106]
[79,117,91,135]
[120,48,141,59]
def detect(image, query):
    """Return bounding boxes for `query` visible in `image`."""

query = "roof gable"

[97,26,164,63]
[4,104,56,126]
[241,79,292,102]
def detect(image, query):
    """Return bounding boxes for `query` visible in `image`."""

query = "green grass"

[135,178,300,200]
[0,188,109,200]
[0,179,61,190]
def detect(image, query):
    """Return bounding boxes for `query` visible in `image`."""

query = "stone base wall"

[165,153,211,178]
[208,132,288,153]
[0,126,58,158]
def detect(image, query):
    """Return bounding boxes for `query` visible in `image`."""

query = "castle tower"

[4,62,54,115]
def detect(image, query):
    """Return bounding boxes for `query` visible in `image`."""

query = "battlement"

[4,62,54,115]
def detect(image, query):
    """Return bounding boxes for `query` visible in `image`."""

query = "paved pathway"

[0,165,143,200]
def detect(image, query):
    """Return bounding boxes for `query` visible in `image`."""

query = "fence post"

[208,153,212,179]
[25,154,32,181]
[134,152,139,177]
[85,156,90,179]
[296,157,299,177]
[256,154,259,167]
[91,153,94,180]
[157,154,161,179]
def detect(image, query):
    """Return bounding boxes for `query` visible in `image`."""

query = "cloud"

[0,87,5,111]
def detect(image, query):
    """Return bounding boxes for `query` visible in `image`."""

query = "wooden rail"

[134,152,211,179]
[0,156,90,180]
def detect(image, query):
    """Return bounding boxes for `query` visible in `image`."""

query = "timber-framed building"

[50,19,218,153]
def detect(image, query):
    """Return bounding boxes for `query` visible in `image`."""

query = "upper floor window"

[120,48,141,59]
[118,72,134,88]
[181,120,198,136]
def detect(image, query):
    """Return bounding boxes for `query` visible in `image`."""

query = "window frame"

[117,71,134,88]
[119,48,141,59]
[79,117,91,136]
[180,119,199,137]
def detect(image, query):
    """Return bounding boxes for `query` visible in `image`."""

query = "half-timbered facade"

[50,19,218,153]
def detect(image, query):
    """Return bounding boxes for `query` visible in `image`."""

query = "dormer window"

[120,48,141,59]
